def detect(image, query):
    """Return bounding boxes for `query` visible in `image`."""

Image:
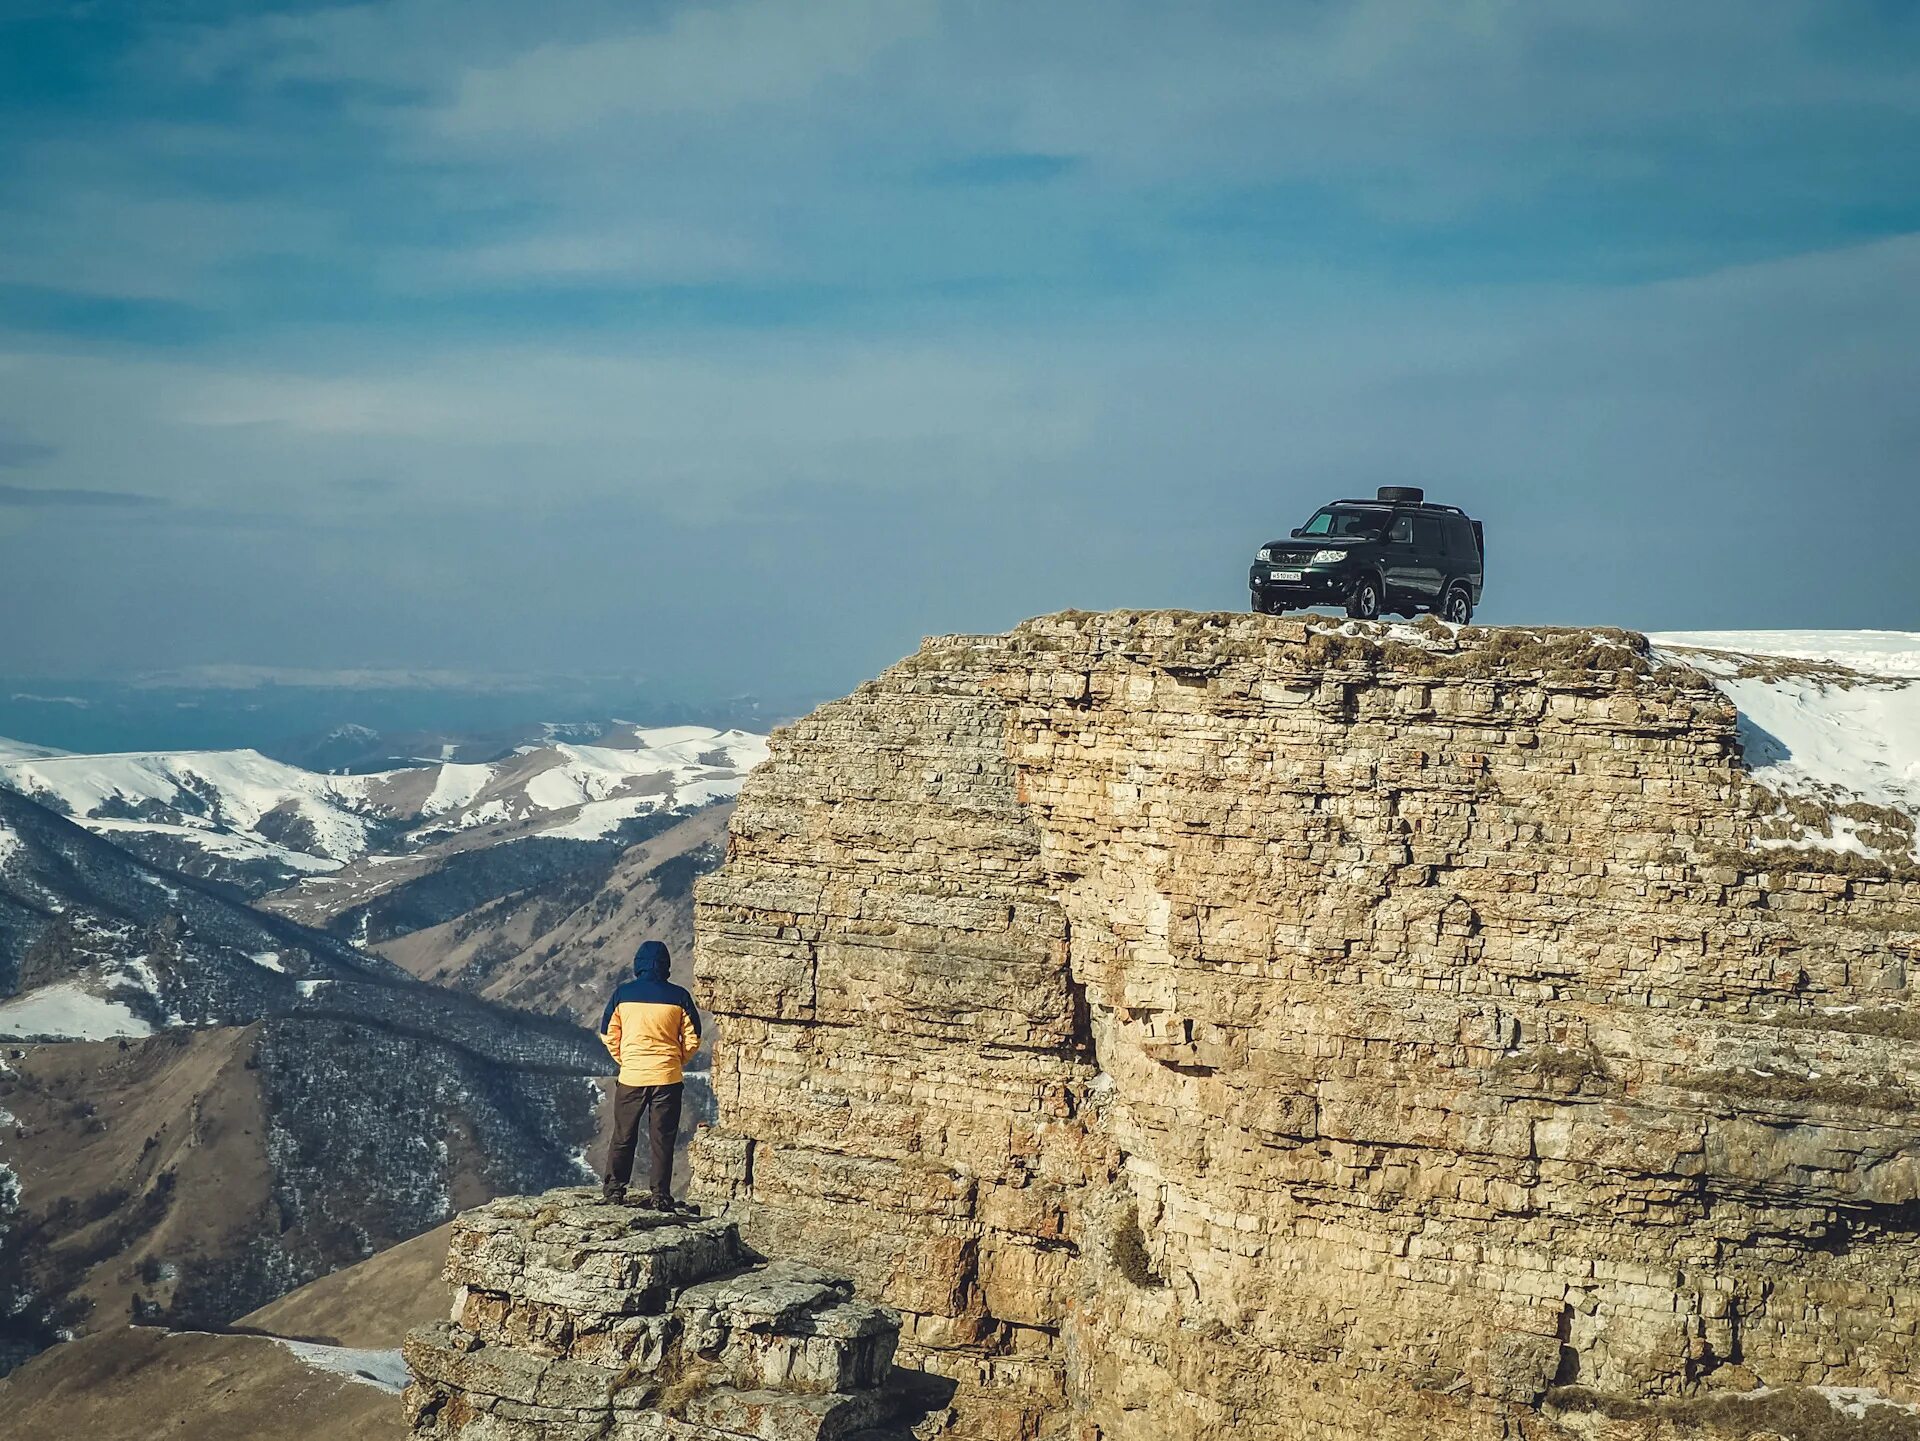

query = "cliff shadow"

[1735,713,1793,769]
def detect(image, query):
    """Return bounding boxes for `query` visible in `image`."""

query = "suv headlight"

[1257,547,1274,562]
[1310,549,1348,565]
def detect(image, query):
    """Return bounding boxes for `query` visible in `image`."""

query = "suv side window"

[1387,515,1413,545]
[1444,516,1476,560]
[1414,515,1443,554]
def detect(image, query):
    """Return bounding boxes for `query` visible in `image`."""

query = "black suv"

[1249,487,1484,623]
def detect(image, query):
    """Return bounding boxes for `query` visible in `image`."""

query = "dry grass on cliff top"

[1549,1384,1920,1440]
[971,610,1710,691]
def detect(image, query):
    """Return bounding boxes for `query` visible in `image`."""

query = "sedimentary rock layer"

[690,612,1920,1440]
[403,1187,918,1440]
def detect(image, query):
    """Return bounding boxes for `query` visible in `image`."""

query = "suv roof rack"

[1332,498,1468,516]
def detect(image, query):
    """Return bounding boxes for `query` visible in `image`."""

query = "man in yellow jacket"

[598,940,702,1213]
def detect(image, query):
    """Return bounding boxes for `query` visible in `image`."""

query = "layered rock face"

[690,612,1920,1440]
[404,1187,920,1439]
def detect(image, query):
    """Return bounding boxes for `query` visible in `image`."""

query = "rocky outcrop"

[404,1188,929,1440]
[689,612,1920,1440]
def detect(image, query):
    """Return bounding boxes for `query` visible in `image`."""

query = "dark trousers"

[603,1081,682,1198]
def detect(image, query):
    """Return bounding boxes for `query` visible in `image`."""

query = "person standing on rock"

[598,939,702,1214]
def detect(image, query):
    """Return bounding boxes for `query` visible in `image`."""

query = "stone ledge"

[405,1187,918,1441]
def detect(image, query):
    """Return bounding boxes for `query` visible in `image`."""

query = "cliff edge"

[688,611,1920,1441]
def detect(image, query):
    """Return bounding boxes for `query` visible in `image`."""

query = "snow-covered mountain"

[0,787,611,1060]
[0,724,768,895]
[1653,630,1920,867]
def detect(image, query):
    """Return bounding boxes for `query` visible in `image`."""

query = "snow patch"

[112,958,181,1026]
[1813,1385,1920,1420]
[523,762,593,810]
[672,778,742,810]
[540,794,660,841]
[1655,631,1920,864]
[422,763,493,817]
[0,984,155,1041]
[267,1339,410,1393]
[1711,1383,1920,1424]
[1717,673,1918,816]
[81,818,342,875]
[1325,618,1458,649]
[1652,630,1920,679]
[251,951,287,974]
[0,819,19,872]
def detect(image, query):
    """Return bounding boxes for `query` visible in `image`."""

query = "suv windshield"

[1302,505,1389,538]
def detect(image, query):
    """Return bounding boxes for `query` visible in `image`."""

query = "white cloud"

[180,375,477,439]
[430,0,940,139]
[0,186,342,302]
[6,228,1912,522]
[427,225,772,285]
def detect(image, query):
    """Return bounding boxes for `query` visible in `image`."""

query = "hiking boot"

[599,1183,626,1206]
[654,1196,700,1218]
[627,1192,667,1212]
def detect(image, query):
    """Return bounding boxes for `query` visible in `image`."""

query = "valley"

[0,712,769,1393]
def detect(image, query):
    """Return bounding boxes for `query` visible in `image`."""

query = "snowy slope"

[0,723,768,893]
[0,786,615,1064]
[0,736,68,762]
[0,748,385,860]
[1654,630,1920,679]
[410,728,770,844]
[1652,630,1920,864]
[0,983,154,1042]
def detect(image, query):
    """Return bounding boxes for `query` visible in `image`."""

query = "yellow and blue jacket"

[599,944,702,1087]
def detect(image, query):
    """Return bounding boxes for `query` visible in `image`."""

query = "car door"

[1380,513,1421,607]
[1442,514,1481,595]
[1412,514,1447,605]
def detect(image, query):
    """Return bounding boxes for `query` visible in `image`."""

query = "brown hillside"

[1,1028,275,1337]
[0,1021,595,1352]
[0,1168,462,1439]
[0,1327,403,1441]
[373,804,728,1025]
[236,1221,452,1347]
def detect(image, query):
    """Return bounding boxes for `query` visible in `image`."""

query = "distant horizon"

[13,615,1920,686]
[0,668,818,757]
[7,615,1920,759]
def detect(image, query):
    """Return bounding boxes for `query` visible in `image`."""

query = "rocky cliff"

[689,612,1920,1441]
[403,1187,930,1439]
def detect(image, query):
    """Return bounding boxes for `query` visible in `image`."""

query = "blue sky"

[1,0,1917,697]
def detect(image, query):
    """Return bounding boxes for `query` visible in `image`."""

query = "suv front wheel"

[1441,584,1474,625]
[1346,575,1383,620]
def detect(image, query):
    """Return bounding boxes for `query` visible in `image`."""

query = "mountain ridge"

[0,724,768,897]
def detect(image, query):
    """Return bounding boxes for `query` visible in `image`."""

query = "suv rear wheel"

[1346,575,1383,620]
[1441,584,1474,625]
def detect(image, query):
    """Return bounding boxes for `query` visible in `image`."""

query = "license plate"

[1271,569,1302,582]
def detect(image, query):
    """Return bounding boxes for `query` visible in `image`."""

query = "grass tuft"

[1111,1203,1163,1290]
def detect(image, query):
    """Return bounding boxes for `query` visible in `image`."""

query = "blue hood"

[633,940,671,982]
